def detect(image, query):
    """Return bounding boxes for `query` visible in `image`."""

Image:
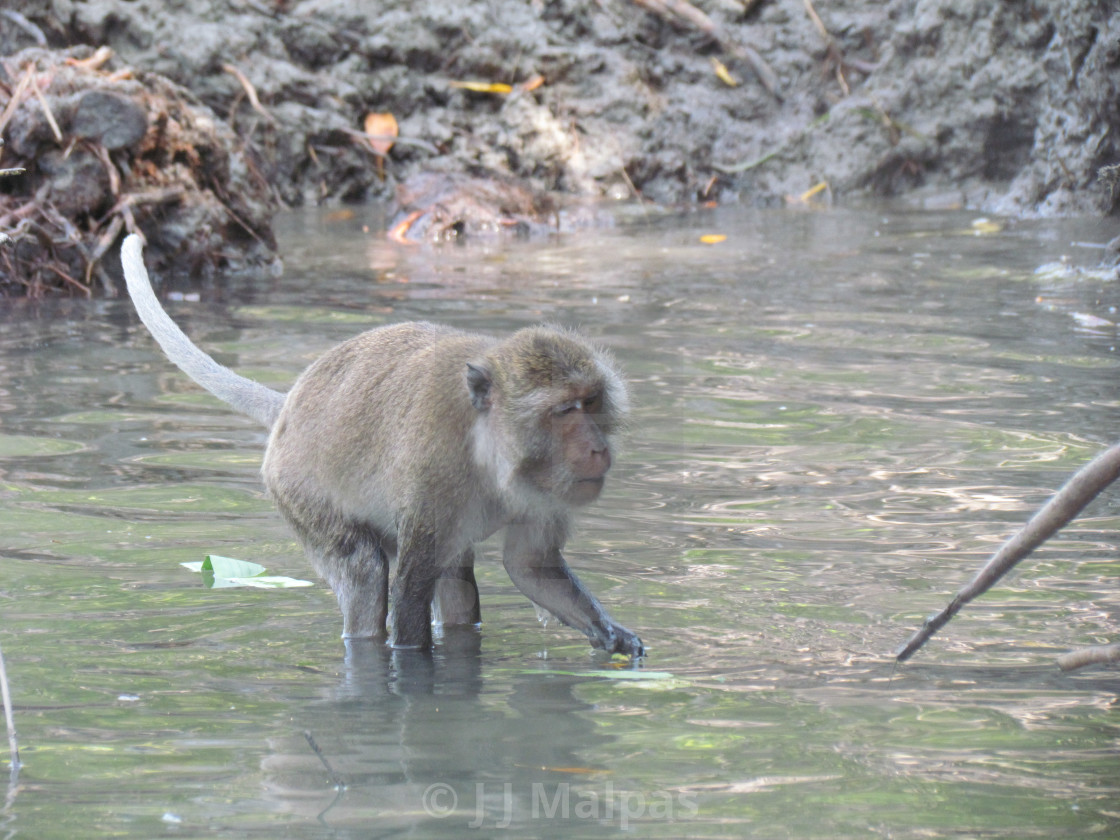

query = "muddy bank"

[0,45,275,295]
[1,0,1118,293]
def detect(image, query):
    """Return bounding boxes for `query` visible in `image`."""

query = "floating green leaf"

[181,555,312,589]
[202,555,267,578]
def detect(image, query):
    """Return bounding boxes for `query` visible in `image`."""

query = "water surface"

[1,205,1118,838]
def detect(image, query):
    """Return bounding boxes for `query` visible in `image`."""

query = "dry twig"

[222,62,276,123]
[28,68,63,142]
[803,0,849,95]
[0,64,36,137]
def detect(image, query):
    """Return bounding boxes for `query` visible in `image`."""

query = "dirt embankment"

[1,0,1118,294]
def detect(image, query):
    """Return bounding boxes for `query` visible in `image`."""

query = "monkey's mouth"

[570,477,605,501]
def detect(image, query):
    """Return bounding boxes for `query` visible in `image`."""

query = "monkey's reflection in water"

[340,626,486,699]
[261,630,612,832]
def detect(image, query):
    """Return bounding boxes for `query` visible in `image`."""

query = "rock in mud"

[69,90,148,150]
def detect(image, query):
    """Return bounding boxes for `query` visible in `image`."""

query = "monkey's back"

[261,322,497,540]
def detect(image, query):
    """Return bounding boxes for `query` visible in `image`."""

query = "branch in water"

[896,441,1120,662]
[1057,643,1120,672]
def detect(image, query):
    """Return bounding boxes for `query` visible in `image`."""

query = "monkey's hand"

[504,526,644,658]
[590,620,645,658]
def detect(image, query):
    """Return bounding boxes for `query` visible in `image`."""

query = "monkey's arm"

[121,235,285,427]
[503,523,644,657]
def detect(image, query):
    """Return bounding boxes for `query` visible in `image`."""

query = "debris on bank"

[0,46,276,297]
[3,1,1118,296]
[387,171,612,243]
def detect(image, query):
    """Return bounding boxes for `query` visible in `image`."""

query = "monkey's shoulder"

[277,322,490,433]
[289,322,482,383]
[328,322,491,367]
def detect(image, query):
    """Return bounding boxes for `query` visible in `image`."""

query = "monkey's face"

[548,389,613,506]
[471,327,629,510]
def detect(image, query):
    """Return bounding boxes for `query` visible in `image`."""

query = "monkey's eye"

[554,393,602,417]
[554,401,580,416]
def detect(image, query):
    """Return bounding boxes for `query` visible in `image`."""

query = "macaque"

[120,235,643,657]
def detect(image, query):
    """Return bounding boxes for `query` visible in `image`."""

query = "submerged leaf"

[970,217,1003,235]
[229,576,315,589]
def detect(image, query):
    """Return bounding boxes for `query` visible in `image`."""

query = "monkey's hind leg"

[433,547,481,626]
[313,543,389,639]
[389,524,451,649]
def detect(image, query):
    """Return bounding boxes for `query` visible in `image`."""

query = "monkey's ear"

[465,362,493,411]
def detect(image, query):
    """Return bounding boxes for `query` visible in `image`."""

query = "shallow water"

[1,205,1118,839]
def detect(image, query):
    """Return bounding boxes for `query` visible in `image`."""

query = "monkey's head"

[466,327,629,509]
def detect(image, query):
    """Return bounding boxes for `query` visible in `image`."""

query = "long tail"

[121,234,285,427]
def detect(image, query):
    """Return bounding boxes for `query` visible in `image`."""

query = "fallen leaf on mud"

[699,234,727,244]
[710,57,740,87]
[363,112,398,156]
[799,182,828,201]
[387,209,423,245]
[519,74,545,92]
[65,45,114,70]
[449,80,514,94]
[786,181,830,205]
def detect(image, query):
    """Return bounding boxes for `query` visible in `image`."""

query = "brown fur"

[121,235,643,656]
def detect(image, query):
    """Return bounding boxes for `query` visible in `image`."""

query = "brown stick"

[1057,643,1120,672]
[896,441,1120,662]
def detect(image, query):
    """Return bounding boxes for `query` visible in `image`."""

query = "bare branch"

[896,441,1120,662]
[1057,643,1120,672]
